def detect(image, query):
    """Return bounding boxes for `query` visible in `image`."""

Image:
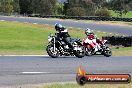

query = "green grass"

[110,10,132,18]
[0,21,131,56]
[113,47,132,56]
[0,21,56,54]
[39,82,132,88]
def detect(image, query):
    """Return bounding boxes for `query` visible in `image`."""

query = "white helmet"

[85,28,92,35]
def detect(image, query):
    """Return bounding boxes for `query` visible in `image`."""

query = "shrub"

[95,8,111,17]
[66,7,86,16]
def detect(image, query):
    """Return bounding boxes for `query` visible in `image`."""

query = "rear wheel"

[46,44,59,58]
[103,47,112,57]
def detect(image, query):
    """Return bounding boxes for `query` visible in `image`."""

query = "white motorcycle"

[82,37,112,57]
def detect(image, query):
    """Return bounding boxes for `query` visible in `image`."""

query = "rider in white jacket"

[84,28,101,52]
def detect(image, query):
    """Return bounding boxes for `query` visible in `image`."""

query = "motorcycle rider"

[55,23,72,49]
[84,28,102,52]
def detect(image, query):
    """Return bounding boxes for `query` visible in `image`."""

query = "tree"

[110,0,132,17]
[64,0,107,16]
[128,1,132,10]
[95,7,111,17]
[55,3,64,15]
[19,0,32,15]
[92,0,107,8]
[30,0,40,14]
[81,0,96,16]
[30,0,57,15]
[13,0,20,14]
[38,0,54,15]
[0,0,14,15]
[66,7,86,16]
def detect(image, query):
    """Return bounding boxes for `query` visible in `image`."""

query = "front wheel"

[46,44,59,58]
[74,46,85,58]
[85,45,93,56]
[103,47,112,57]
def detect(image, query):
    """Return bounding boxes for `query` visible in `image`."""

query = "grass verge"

[0,21,131,56]
[112,47,132,56]
[39,82,132,88]
[0,21,54,55]
[110,10,132,18]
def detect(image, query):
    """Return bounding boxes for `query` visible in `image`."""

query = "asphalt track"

[0,16,132,36]
[0,56,132,86]
[0,16,132,86]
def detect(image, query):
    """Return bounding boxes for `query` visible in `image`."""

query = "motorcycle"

[46,33,85,58]
[82,37,112,57]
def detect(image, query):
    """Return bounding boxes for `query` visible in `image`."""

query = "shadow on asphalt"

[40,56,77,59]
[40,55,106,59]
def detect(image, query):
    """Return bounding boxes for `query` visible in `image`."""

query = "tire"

[86,51,92,56]
[85,46,93,56]
[103,47,112,57]
[46,44,59,58]
[74,46,85,58]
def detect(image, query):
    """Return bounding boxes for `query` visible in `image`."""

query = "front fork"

[74,42,83,52]
[53,37,56,52]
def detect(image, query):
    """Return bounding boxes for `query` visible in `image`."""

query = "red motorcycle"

[82,36,112,57]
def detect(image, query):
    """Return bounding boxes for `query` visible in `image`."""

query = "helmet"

[55,23,63,31]
[85,28,92,36]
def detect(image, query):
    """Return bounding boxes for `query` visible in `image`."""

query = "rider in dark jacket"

[55,23,72,48]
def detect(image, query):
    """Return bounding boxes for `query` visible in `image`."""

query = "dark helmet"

[55,23,63,31]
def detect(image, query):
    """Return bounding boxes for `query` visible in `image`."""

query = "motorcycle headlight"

[48,36,52,42]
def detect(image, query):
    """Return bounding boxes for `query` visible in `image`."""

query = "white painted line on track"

[0,20,5,21]
[0,55,48,56]
[33,23,38,24]
[20,72,50,74]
